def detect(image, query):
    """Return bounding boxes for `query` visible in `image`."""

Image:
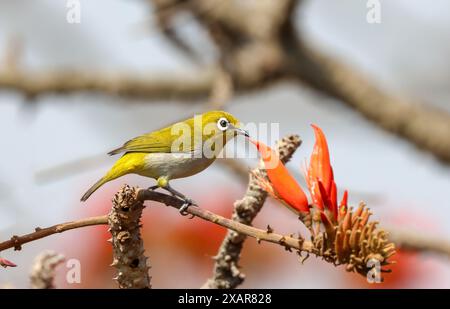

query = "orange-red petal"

[309,124,333,196]
[339,190,348,209]
[309,179,324,210]
[251,139,309,213]
[338,190,349,220]
[330,180,338,220]
[318,180,332,211]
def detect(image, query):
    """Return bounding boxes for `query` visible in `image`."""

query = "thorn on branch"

[300,253,310,264]
[11,236,21,251]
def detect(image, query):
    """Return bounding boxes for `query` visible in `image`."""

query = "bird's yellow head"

[198,110,247,158]
[170,110,248,157]
[199,110,247,138]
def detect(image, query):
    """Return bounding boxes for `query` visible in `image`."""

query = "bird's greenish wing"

[107,126,171,155]
[107,124,194,155]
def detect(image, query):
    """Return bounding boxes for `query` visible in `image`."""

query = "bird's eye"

[217,117,229,131]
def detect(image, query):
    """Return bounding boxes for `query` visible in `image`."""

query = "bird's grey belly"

[141,153,214,179]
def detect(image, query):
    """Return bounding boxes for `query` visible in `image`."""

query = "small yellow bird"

[81,111,248,214]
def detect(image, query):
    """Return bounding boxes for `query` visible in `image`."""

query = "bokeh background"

[1,0,450,288]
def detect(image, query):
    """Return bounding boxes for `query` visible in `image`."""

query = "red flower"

[250,139,309,213]
[0,257,17,268]
[252,125,348,221]
[253,129,396,277]
[305,125,348,221]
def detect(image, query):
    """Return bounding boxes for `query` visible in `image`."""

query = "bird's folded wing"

[108,132,170,155]
[108,126,194,155]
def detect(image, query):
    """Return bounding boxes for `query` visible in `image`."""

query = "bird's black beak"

[231,125,249,137]
[234,127,250,137]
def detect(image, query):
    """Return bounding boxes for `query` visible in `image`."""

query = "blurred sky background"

[1,0,450,288]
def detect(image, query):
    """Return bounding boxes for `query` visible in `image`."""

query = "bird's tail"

[80,153,146,202]
[80,176,109,202]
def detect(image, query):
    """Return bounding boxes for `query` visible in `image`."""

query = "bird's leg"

[148,184,195,216]
[164,184,187,200]
[155,177,197,217]
[164,184,197,217]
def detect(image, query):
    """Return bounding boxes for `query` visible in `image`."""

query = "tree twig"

[1,191,449,262]
[203,134,302,289]
[0,68,212,101]
[389,230,450,259]
[0,191,310,259]
[0,215,108,252]
[137,189,312,252]
[208,67,233,109]
[283,34,450,163]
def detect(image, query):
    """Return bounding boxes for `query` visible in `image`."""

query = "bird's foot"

[155,183,197,218]
[179,198,197,219]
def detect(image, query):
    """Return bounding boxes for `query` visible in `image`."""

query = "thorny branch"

[1,189,450,283]
[137,189,314,253]
[0,190,313,280]
[108,186,151,289]
[203,134,302,289]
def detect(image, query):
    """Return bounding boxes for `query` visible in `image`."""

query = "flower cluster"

[251,125,395,276]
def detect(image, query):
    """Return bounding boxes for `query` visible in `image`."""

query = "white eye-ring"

[217,117,229,131]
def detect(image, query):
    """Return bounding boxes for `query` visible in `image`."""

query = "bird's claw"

[148,183,197,218]
[179,199,197,219]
